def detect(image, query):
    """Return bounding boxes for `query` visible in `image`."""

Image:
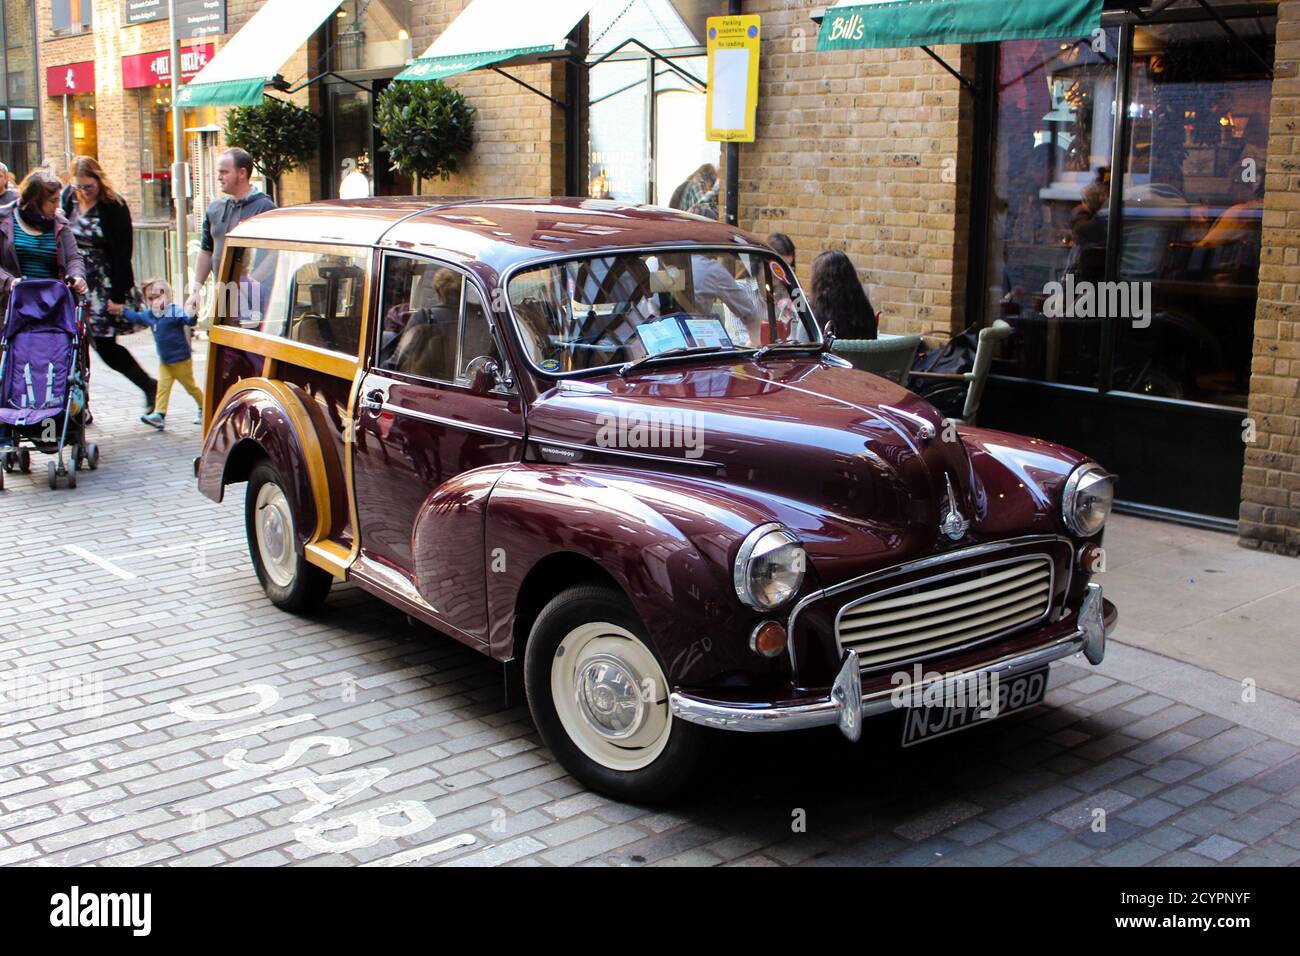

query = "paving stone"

[1189,835,1247,861]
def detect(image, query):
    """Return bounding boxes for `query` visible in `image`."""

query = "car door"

[351,251,525,643]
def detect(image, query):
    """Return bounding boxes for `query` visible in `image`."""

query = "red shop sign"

[121,43,215,89]
[47,61,95,97]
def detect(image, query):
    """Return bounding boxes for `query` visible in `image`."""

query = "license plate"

[900,668,1048,747]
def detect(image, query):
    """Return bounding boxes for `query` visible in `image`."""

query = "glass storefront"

[587,0,720,207]
[978,3,1277,522]
[331,0,413,73]
[0,0,39,179]
[66,93,97,160]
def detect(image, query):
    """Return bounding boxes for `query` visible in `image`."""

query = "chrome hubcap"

[255,483,296,589]
[576,654,644,738]
[550,623,672,772]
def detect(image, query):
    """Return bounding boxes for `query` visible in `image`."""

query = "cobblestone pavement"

[1,338,1298,867]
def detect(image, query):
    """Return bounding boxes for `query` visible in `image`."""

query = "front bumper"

[669,583,1116,740]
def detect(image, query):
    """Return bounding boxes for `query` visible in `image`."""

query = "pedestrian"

[767,232,796,271]
[0,169,89,300]
[669,164,719,219]
[186,148,277,318]
[0,163,18,205]
[64,156,158,415]
[809,250,878,340]
[111,277,202,430]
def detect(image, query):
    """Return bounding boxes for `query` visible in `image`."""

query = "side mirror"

[465,355,509,395]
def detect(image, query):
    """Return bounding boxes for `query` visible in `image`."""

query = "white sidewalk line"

[63,544,136,581]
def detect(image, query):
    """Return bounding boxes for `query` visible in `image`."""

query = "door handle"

[359,387,386,412]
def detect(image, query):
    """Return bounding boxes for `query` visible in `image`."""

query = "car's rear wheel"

[524,584,704,802]
[245,460,332,613]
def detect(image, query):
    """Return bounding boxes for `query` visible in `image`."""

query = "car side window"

[457,283,505,382]
[377,255,460,383]
[223,245,367,355]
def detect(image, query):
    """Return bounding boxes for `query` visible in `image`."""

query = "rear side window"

[223,245,369,356]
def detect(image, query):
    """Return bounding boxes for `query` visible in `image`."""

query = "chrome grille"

[836,557,1054,671]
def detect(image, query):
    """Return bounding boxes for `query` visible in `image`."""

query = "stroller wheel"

[86,444,99,471]
[67,464,77,489]
[0,466,4,490]
[18,449,29,473]
[47,460,58,490]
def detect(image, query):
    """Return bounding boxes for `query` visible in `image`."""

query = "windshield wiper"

[751,340,827,362]
[618,345,729,376]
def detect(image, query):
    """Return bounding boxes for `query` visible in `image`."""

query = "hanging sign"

[706,15,761,143]
[47,61,96,97]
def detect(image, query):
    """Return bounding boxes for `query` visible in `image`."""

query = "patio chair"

[831,333,922,385]
[910,320,1013,425]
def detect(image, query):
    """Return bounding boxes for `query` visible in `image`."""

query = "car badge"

[940,474,969,541]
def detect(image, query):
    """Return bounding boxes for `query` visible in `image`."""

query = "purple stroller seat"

[0,280,79,427]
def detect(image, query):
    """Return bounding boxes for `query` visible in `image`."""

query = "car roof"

[228,197,770,281]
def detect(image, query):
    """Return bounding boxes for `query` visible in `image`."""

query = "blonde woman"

[64,156,157,413]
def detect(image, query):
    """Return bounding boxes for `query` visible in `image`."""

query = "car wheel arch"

[509,551,631,662]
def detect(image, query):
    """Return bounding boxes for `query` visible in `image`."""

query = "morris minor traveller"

[198,198,1118,801]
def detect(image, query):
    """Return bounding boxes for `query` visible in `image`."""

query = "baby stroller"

[0,279,99,490]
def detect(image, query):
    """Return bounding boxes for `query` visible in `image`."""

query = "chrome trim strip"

[526,435,723,469]
[832,555,1055,672]
[379,403,521,440]
[671,584,1115,734]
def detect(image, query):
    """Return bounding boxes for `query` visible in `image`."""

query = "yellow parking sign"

[706,15,761,143]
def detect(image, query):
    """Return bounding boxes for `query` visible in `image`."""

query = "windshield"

[506,249,818,374]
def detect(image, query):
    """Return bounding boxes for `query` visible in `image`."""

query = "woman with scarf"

[0,169,88,301]
[63,156,157,413]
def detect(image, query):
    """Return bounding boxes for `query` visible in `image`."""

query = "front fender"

[198,378,333,548]
[484,464,823,688]
[960,425,1090,538]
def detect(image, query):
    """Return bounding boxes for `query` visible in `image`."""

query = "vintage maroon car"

[197,197,1117,801]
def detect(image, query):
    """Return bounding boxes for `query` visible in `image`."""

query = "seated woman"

[809,250,877,340]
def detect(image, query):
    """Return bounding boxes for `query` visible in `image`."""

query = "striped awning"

[178,0,344,107]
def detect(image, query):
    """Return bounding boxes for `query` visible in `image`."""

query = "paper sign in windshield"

[685,318,733,349]
[637,317,689,356]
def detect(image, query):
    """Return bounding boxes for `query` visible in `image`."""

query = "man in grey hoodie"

[185,148,276,317]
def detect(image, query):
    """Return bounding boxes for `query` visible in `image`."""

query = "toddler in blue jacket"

[111,278,203,428]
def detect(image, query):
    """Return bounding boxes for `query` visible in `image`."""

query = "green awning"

[396,45,555,83]
[395,0,592,83]
[178,0,345,107]
[817,0,1104,51]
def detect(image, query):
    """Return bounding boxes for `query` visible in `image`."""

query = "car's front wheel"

[524,585,704,802]
[245,460,332,613]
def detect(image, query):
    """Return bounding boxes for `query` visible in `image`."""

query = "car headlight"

[1062,463,1115,537]
[734,523,806,610]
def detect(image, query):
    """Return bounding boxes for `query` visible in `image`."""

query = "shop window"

[225,246,369,357]
[1113,18,1274,405]
[329,0,412,73]
[67,93,96,159]
[984,30,1120,389]
[51,0,92,37]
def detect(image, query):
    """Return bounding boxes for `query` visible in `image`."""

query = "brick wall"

[1242,0,1300,555]
[736,0,973,339]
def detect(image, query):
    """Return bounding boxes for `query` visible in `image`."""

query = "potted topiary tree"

[225,97,320,204]
[375,80,476,194]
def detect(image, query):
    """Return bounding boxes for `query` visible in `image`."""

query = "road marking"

[361,833,477,867]
[64,544,136,581]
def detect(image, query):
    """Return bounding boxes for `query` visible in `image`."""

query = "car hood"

[525,357,987,571]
